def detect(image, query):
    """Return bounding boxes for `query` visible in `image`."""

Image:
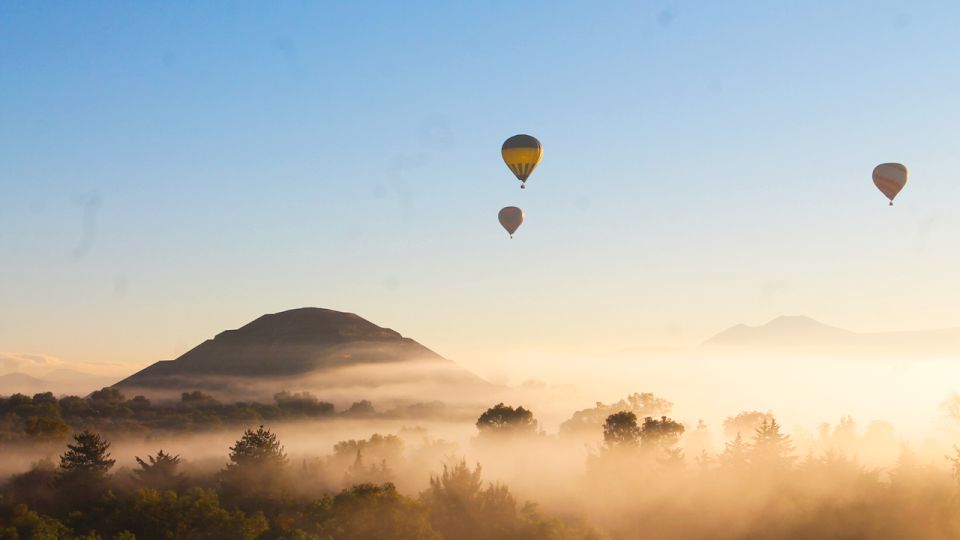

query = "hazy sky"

[3,1,960,373]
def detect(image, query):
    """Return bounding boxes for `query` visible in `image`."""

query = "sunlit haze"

[4,2,960,373]
[8,4,960,539]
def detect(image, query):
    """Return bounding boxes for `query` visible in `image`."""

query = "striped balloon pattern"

[501,134,543,189]
[497,134,541,238]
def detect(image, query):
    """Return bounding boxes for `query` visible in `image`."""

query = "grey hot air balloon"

[873,163,908,206]
[498,206,524,238]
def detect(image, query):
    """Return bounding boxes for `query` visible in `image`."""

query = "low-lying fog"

[7,349,960,473]
[467,349,960,440]
[6,348,960,539]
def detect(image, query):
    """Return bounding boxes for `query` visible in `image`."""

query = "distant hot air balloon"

[873,163,908,206]
[502,134,542,189]
[498,206,524,238]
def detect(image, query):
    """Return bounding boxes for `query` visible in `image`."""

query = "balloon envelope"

[502,134,542,187]
[498,206,524,237]
[873,163,908,205]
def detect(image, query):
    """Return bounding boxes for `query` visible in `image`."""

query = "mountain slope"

[0,371,116,397]
[703,315,960,356]
[0,373,50,396]
[704,316,856,347]
[114,308,491,401]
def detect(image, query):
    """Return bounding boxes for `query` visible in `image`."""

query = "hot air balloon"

[498,206,524,238]
[502,134,542,189]
[873,163,908,206]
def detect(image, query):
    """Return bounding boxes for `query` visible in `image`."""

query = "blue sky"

[2,1,960,372]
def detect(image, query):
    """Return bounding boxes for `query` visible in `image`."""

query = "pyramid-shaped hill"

[114,308,492,402]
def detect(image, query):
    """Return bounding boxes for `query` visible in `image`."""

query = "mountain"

[43,369,115,388]
[114,308,492,403]
[704,316,855,348]
[0,373,51,396]
[703,315,960,356]
[0,370,116,397]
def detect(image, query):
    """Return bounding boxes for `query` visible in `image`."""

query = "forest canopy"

[3,395,960,539]
[0,388,471,443]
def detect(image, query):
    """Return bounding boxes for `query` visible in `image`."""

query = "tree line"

[0,388,471,443]
[0,407,604,540]
[5,397,960,539]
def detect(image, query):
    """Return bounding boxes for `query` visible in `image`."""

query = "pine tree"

[55,431,115,482]
[133,450,185,492]
[751,418,793,467]
[54,430,116,503]
[226,425,287,468]
[721,432,749,469]
[219,425,290,508]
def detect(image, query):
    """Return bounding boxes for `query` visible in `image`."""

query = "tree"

[344,400,376,416]
[89,387,126,404]
[820,415,858,456]
[948,446,960,492]
[560,392,673,437]
[890,443,919,486]
[476,403,537,437]
[603,411,640,448]
[420,460,502,540]
[128,395,151,411]
[114,488,269,540]
[0,503,70,539]
[220,425,289,509]
[332,434,403,488]
[30,392,60,416]
[344,449,393,486]
[316,483,440,540]
[723,410,773,440]
[720,432,749,469]
[54,430,116,503]
[941,393,960,424]
[751,418,793,467]
[58,395,93,418]
[6,459,58,513]
[227,425,287,467]
[333,434,404,468]
[88,387,128,416]
[660,447,685,469]
[55,430,115,480]
[274,391,334,416]
[133,450,185,492]
[421,460,601,540]
[180,390,221,409]
[639,416,685,452]
[24,416,69,440]
[685,419,712,456]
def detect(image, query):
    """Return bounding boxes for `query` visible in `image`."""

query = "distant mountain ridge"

[0,373,50,395]
[705,316,855,346]
[0,371,116,397]
[703,315,960,356]
[114,308,491,401]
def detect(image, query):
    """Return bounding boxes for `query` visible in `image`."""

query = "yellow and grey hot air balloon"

[498,206,524,238]
[502,134,542,189]
[873,163,908,206]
